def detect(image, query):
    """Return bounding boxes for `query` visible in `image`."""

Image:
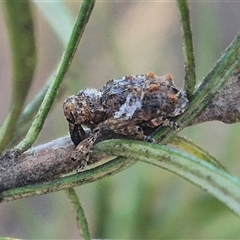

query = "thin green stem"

[152,32,240,143]
[64,188,91,240]
[2,137,240,215]
[177,0,196,97]
[7,81,49,147]
[0,156,134,202]
[94,140,240,216]
[0,1,37,153]
[9,2,76,147]
[15,0,95,153]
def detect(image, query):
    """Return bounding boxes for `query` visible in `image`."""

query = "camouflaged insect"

[63,72,189,168]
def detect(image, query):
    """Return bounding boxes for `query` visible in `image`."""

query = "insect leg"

[69,122,87,146]
[70,132,98,170]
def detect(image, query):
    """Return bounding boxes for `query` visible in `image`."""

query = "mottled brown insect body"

[101,73,188,123]
[63,72,189,168]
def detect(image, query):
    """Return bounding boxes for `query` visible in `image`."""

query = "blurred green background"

[1,1,240,238]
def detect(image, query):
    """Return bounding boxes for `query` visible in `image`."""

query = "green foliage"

[0,1,37,152]
[15,0,95,153]
[1,1,240,239]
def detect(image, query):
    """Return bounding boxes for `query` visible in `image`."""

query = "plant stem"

[64,188,91,240]
[94,140,240,216]
[177,0,196,97]
[15,0,95,153]
[0,156,134,202]
[9,2,76,148]
[0,1,37,153]
[153,32,240,142]
[7,81,49,147]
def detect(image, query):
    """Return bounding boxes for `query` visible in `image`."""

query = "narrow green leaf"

[94,139,240,216]
[15,0,95,153]
[64,188,91,240]
[177,0,196,97]
[153,33,240,142]
[0,1,37,153]
[8,2,75,147]
[7,82,50,147]
[169,135,228,172]
[0,156,134,202]
[2,137,240,216]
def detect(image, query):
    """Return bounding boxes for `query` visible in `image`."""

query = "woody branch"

[0,68,240,195]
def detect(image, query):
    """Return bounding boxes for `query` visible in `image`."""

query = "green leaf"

[94,139,240,215]
[64,187,91,240]
[169,135,228,171]
[153,33,240,142]
[0,1,37,153]
[177,0,196,97]
[8,2,75,147]
[15,0,95,153]
[0,156,134,202]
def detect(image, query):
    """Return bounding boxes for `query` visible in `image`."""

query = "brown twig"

[0,137,75,192]
[191,68,240,125]
[0,69,240,193]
